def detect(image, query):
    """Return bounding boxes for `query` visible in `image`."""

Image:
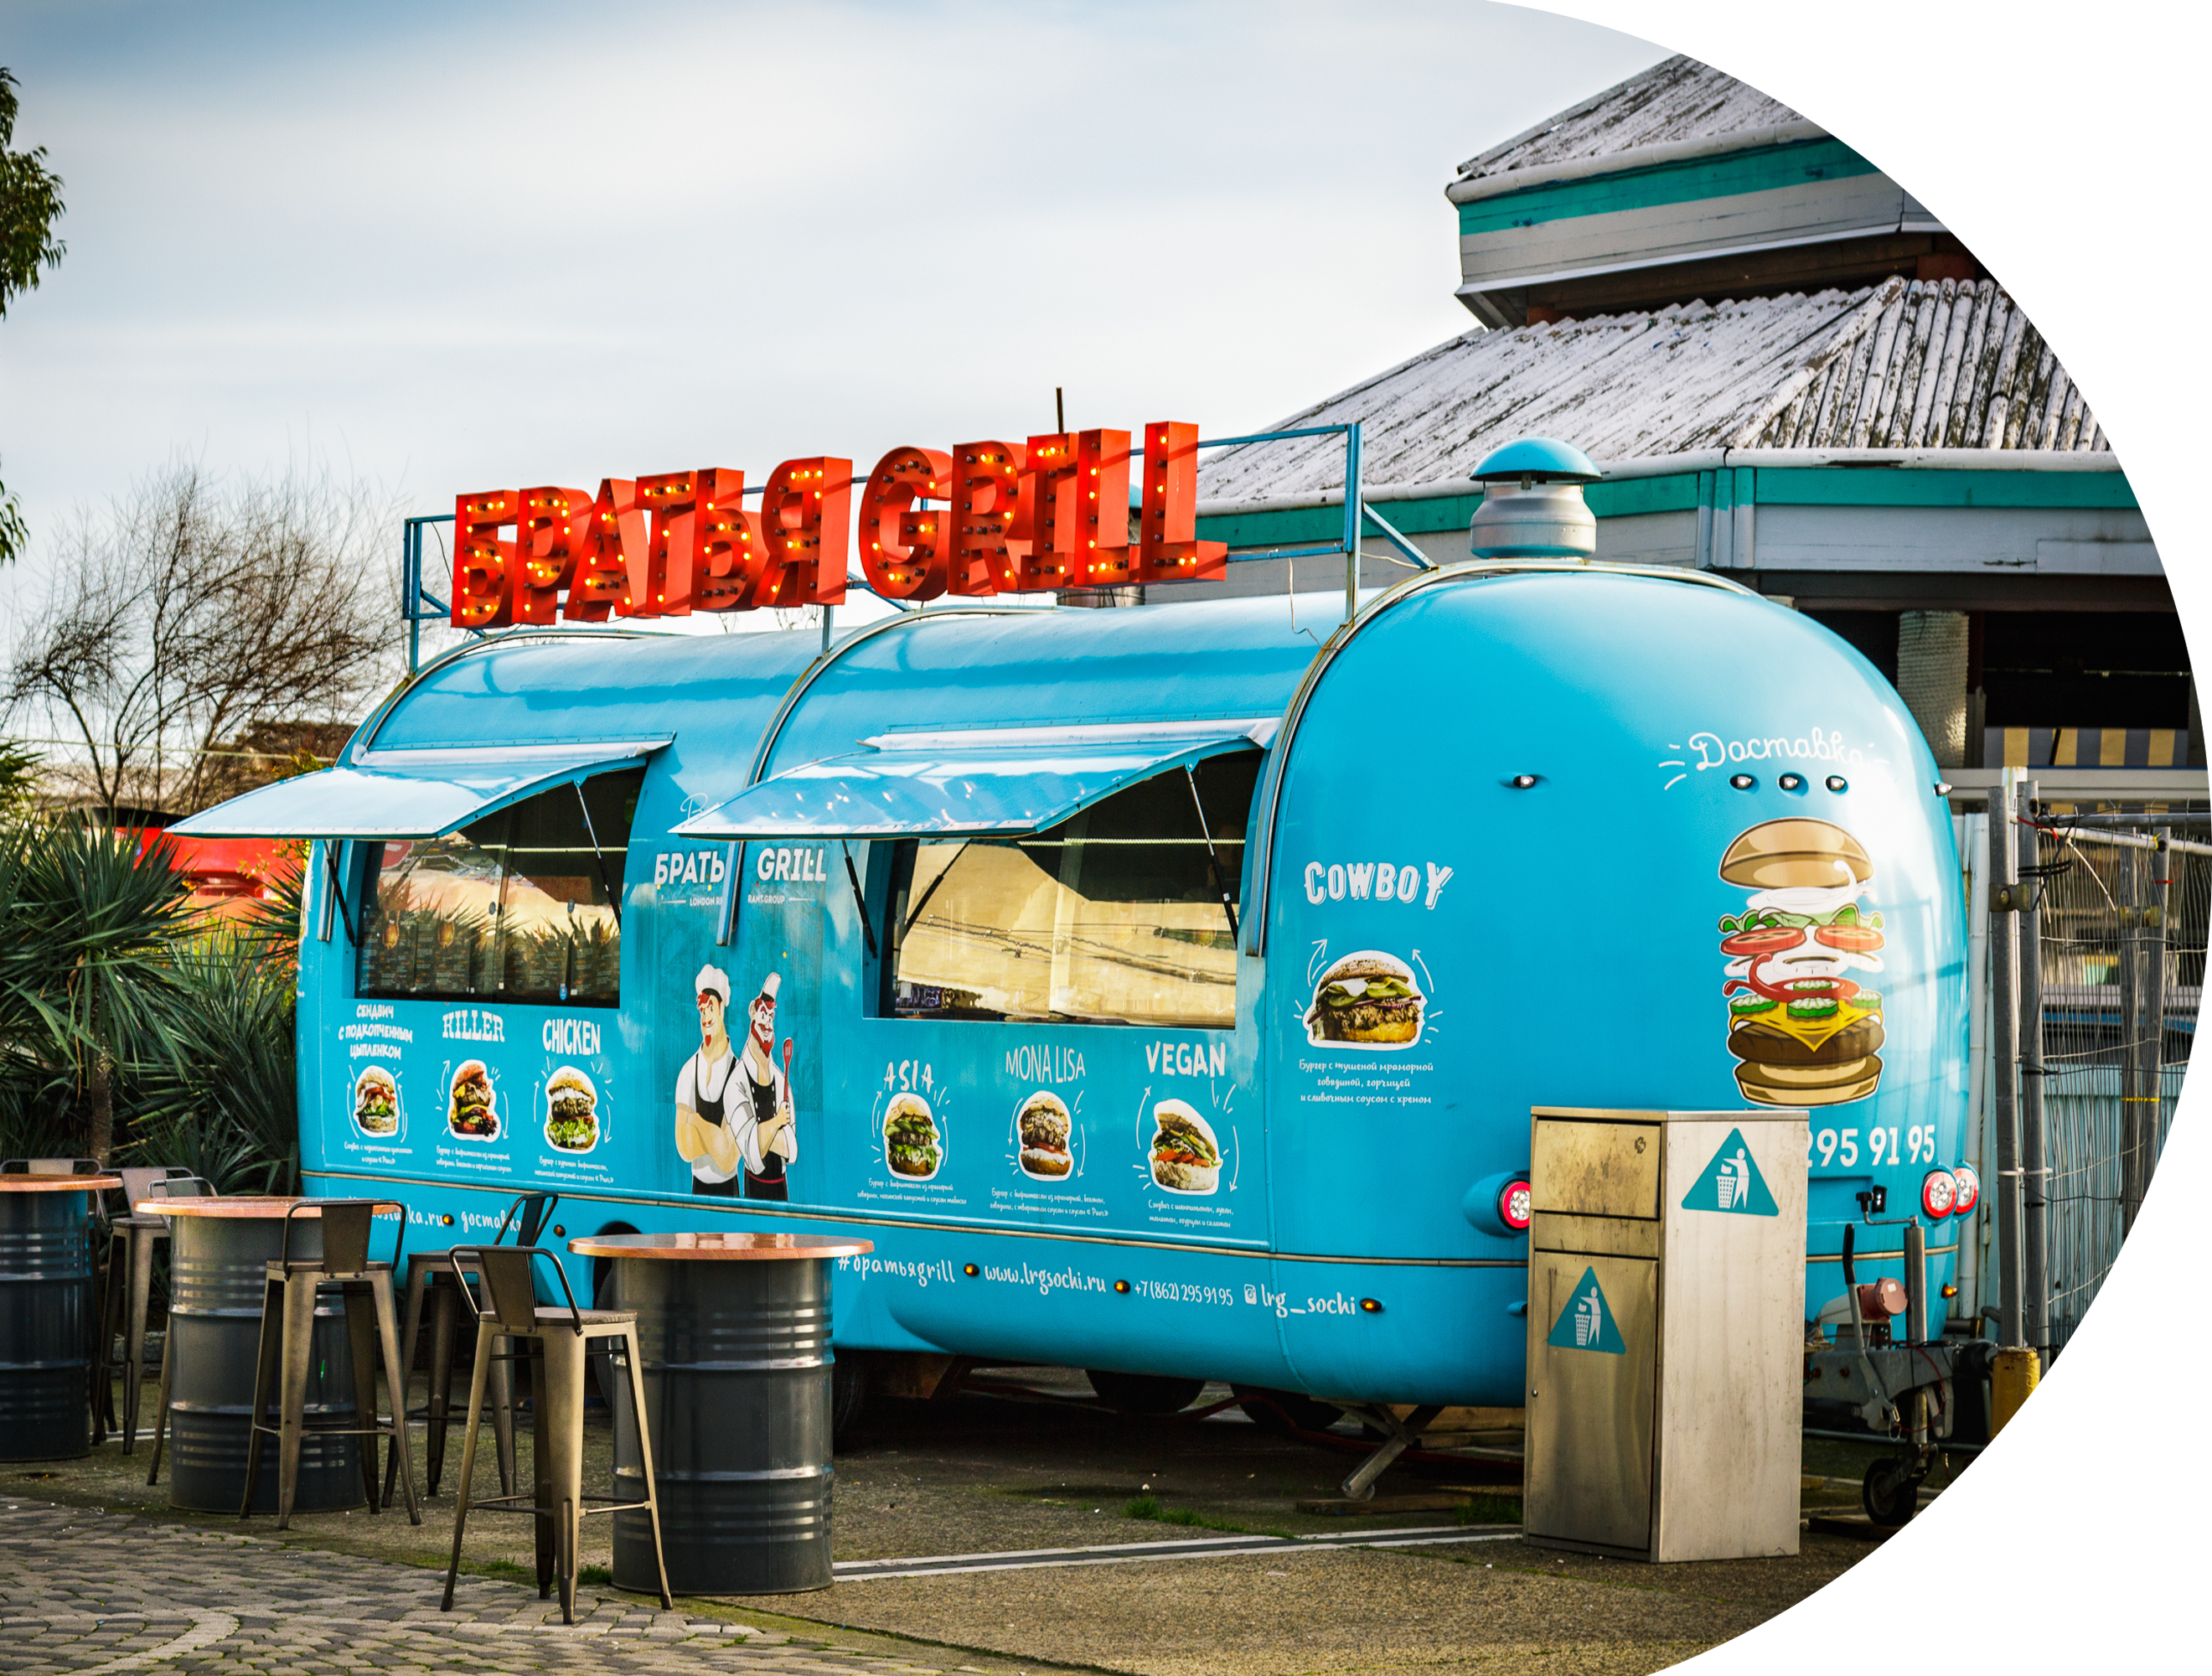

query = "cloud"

[0,0,1662,597]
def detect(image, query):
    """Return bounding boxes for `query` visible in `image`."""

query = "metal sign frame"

[398,421,1434,675]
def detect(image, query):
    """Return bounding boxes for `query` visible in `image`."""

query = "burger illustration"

[884,1092,941,1179]
[1305,950,1424,1048]
[1718,819,1887,1107]
[353,1067,398,1136]
[1017,1092,1072,1179]
[448,1059,499,1140]
[1150,1100,1221,1194]
[544,1066,598,1152]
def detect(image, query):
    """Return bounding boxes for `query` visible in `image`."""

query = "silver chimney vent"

[1468,437,1600,561]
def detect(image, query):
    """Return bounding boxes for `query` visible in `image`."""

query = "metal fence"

[2024,814,2201,1354]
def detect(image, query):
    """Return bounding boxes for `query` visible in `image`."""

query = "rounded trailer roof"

[360,572,1827,824]
[365,594,1364,767]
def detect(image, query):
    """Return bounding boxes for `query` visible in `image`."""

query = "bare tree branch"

[6,458,402,815]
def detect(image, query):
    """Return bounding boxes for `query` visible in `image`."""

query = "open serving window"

[671,720,1272,1030]
[881,751,1257,1028]
[169,737,668,1006]
[355,768,644,1007]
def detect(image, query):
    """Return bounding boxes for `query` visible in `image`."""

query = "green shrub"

[0,811,302,1189]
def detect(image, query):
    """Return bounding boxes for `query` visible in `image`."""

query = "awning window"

[167,738,673,841]
[669,719,1275,841]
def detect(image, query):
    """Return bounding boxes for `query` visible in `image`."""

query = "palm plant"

[0,817,193,1161]
[127,930,299,1192]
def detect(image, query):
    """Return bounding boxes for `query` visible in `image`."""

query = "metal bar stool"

[92,1168,203,1451]
[440,1245,669,1624]
[239,1201,420,1530]
[383,1192,559,1505]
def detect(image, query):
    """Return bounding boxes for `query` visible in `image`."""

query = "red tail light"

[1500,1179,1532,1233]
[1951,1163,1980,1215]
[1920,1168,1958,1219]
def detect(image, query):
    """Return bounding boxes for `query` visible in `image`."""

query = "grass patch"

[578,1564,613,1586]
[1455,1494,1523,1525]
[469,1558,536,1584]
[1120,1495,1294,1539]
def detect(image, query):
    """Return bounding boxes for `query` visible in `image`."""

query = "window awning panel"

[166,738,671,841]
[670,722,1270,841]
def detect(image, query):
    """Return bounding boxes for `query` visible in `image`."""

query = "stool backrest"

[283,1199,404,1276]
[318,1202,377,1275]
[116,1166,187,1205]
[144,1175,212,1201]
[452,1244,584,1337]
[3,1157,101,1175]
[495,1191,561,1248]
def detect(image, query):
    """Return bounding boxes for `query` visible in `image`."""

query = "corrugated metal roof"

[1196,278,2104,501]
[1457,54,1803,182]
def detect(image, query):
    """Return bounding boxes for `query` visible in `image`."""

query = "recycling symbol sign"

[1546,1266,1626,1355]
[1682,1126,1779,1216]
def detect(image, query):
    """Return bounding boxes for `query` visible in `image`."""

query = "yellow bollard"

[1990,1348,2041,1434]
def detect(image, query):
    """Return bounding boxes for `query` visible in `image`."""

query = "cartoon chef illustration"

[674,964,742,1196]
[732,970,798,1200]
[673,965,798,1198]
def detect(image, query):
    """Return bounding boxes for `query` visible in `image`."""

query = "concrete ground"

[5,1366,1963,1675]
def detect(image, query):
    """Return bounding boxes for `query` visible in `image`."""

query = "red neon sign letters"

[451,423,1224,628]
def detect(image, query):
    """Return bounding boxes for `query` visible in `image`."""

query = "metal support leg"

[426,1278,456,1494]
[385,1260,429,1508]
[93,1230,121,1445]
[489,1348,516,1497]
[370,1270,421,1526]
[274,1275,317,1529]
[530,1340,555,1600]
[344,1285,384,1513]
[239,1273,284,1518]
[618,1323,671,1608]
[121,1227,156,1453]
[1339,1403,1443,1503]
[147,1320,174,1487]
[540,1332,588,1624]
[441,1322,497,1611]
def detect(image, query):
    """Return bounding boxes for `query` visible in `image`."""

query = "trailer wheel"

[832,1352,870,1446]
[1231,1385,1345,1434]
[1862,1456,1921,1527]
[1086,1370,1205,1415]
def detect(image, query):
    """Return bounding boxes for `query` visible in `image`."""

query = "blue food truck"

[178,473,1972,1425]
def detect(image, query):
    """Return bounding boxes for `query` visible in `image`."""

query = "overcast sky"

[0,0,1662,589]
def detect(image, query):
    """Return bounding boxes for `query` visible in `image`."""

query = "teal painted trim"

[1199,494,1481,547]
[1197,507,1340,546]
[1584,475,1698,517]
[1751,468,2137,510]
[1455,137,1881,236]
[1198,466,2137,551]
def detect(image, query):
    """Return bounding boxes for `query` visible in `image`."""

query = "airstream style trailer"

[179,556,1970,1415]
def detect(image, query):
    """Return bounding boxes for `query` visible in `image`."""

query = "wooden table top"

[135,1196,402,1218]
[0,1174,121,1193]
[566,1230,875,1261]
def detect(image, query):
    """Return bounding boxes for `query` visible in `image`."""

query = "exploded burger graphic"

[1717,819,1886,1107]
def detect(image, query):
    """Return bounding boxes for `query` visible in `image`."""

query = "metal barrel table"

[575,1231,871,1596]
[0,1173,119,1461]
[142,1197,374,1514]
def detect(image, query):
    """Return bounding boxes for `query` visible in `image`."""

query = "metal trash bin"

[1523,1107,1806,1562]
[0,1174,116,1461]
[576,1231,871,1595]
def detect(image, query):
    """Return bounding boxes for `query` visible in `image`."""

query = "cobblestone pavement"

[0,1499,1040,1675]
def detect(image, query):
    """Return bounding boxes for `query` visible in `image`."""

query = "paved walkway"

[0,1499,998,1675]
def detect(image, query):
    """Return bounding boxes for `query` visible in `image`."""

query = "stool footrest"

[462,1493,654,1517]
